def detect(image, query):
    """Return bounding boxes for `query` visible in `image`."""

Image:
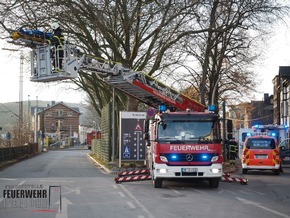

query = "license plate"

[255,155,268,159]
[182,168,197,172]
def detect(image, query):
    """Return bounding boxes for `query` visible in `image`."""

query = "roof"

[246,135,277,141]
[36,102,81,115]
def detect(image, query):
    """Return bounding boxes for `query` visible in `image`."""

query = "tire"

[279,164,284,173]
[153,178,163,188]
[274,169,280,175]
[209,178,220,188]
[242,169,248,174]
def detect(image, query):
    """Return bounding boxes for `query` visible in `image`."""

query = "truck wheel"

[153,178,162,188]
[209,178,219,188]
[242,169,247,174]
[274,169,280,175]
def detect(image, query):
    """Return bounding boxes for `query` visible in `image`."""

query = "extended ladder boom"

[8,30,205,112]
[80,55,205,111]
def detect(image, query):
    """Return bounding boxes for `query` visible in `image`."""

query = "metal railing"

[0,143,38,163]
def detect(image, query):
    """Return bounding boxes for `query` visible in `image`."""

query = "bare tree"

[0,0,211,111]
[171,0,288,109]
[0,0,288,113]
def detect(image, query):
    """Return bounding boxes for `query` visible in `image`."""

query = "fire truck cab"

[145,105,223,188]
[242,134,281,175]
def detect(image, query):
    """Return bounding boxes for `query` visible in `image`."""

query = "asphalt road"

[0,149,289,218]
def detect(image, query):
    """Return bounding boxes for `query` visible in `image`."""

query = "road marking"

[252,191,265,195]
[0,178,17,181]
[18,180,26,186]
[119,192,126,198]
[112,185,118,189]
[75,188,80,194]
[170,188,181,194]
[225,190,236,194]
[120,185,155,218]
[236,197,290,218]
[55,197,72,218]
[192,188,206,194]
[127,201,136,209]
[239,190,251,195]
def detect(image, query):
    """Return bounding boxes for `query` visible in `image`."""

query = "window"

[246,138,276,149]
[67,112,73,117]
[56,109,63,117]
[158,121,214,141]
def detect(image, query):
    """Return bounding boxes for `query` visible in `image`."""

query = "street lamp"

[2,48,24,145]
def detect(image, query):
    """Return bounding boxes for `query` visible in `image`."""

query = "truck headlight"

[211,156,219,162]
[160,156,168,162]
[157,168,168,174]
[210,168,221,174]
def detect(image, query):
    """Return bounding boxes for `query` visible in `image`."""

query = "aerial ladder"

[8,27,205,112]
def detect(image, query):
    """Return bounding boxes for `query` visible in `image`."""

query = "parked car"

[49,141,61,147]
[278,138,290,166]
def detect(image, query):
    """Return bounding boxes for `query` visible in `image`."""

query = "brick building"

[37,102,81,142]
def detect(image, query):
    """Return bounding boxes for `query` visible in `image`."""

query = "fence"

[0,143,38,163]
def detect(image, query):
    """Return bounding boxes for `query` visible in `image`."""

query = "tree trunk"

[126,96,139,111]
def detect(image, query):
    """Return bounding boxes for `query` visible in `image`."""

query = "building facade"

[38,102,81,142]
[278,66,290,127]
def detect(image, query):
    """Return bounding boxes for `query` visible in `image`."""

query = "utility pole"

[222,100,227,160]
[2,48,24,146]
[28,95,31,133]
[19,51,24,145]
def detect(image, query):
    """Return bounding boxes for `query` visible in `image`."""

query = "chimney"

[264,93,269,101]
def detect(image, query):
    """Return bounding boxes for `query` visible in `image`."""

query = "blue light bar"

[201,155,208,160]
[171,154,177,160]
[159,105,167,112]
[208,105,216,111]
[246,132,252,137]
[270,132,276,137]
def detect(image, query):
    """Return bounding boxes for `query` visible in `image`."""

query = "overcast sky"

[0,20,290,104]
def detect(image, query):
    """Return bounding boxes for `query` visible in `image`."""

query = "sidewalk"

[223,158,242,174]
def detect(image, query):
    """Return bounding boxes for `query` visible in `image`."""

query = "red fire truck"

[144,106,223,188]
[8,31,223,188]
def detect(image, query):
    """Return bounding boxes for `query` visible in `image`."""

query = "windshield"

[158,121,214,142]
[279,139,290,150]
[246,138,276,149]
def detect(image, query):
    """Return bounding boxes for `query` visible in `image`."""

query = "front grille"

[161,153,217,163]
[176,172,204,176]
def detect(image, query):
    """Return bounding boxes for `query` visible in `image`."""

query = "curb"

[87,154,113,174]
